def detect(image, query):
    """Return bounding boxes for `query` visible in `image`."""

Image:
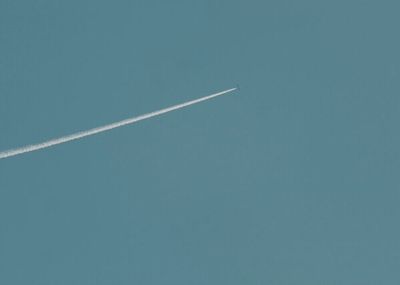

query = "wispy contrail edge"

[0,88,237,160]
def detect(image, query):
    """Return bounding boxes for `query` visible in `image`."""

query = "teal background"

[1,1,399,284]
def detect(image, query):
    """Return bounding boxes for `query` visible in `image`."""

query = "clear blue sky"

[1,1,399,284]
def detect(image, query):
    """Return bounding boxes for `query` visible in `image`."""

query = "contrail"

[0,88,237,160]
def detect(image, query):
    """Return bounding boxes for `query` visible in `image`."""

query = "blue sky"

[1,1,399,284]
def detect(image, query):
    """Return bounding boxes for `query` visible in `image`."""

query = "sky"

[0,0,399,284]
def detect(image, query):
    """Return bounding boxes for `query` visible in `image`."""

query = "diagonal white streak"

[0,88,236,160]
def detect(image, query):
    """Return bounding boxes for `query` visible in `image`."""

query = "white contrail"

[0,88,237,160]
